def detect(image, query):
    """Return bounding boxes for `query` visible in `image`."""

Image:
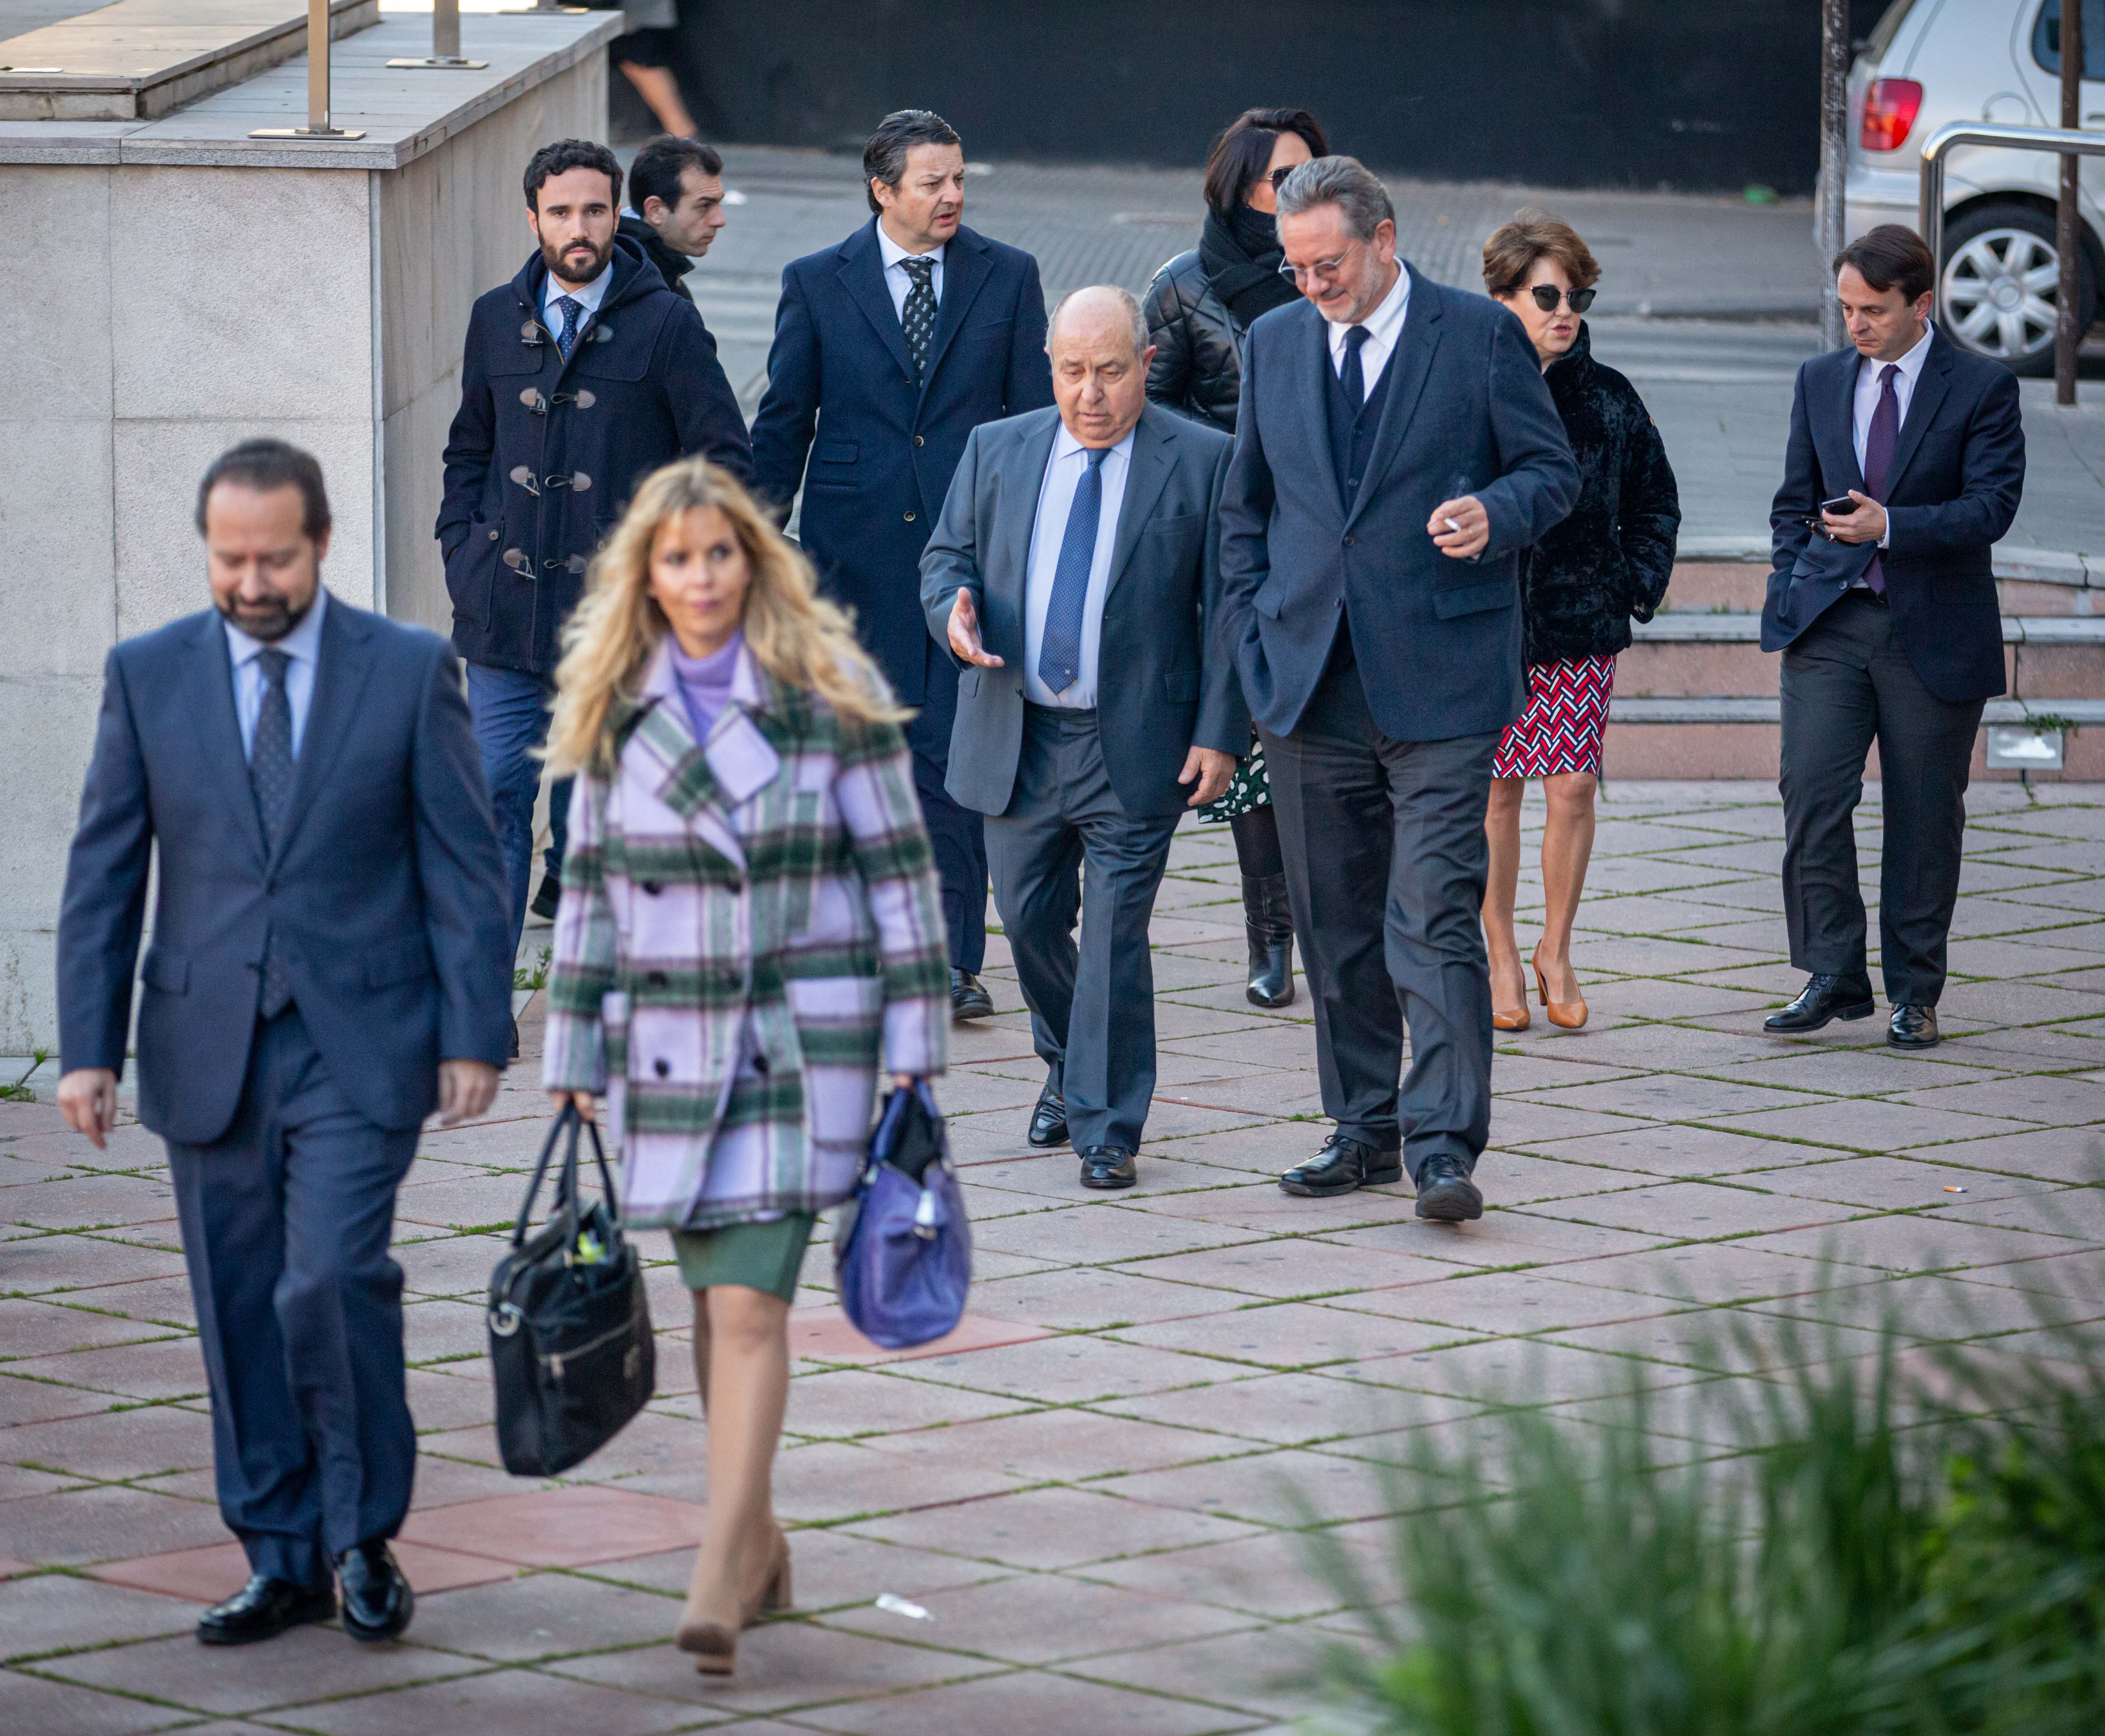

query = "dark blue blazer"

[438,238,751,678]
[1217,272,1580,743]
[57,599,514,1145]
[749,219,1054,705]
[1763,327,2022,703]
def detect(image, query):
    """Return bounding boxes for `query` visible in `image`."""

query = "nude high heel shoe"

[1532,952,1588,1030]
[740,1524,792,1628]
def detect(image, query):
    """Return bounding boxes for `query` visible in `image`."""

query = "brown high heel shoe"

[1532,953,1588,1030]
[740,1524,793,1628]
[1492,1002,1532,1032]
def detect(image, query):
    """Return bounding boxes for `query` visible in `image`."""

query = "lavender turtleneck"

[665,627,744,743]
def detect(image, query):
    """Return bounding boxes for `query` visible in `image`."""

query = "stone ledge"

[1611,696,2105,725]
[1631,615,2105,645]
[0,11,618,169]
[0,0,377,123]
[1675,535,2099,586]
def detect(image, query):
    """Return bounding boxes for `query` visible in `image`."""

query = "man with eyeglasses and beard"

[1216,157,1578,1222]
[438,138,750,1026]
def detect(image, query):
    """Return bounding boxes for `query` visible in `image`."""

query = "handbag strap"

[511,1102,581,1248]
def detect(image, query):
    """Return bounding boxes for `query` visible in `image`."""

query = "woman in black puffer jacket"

[1479,211,1681,1033]
[1143,106,1328,1008]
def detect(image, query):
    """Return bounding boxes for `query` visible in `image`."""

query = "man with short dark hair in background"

[439,138,749,1029]
[622,133,728,308]
[751,108,1055,1022]
[1761,223,2024,1051]
[57,441,513,1648]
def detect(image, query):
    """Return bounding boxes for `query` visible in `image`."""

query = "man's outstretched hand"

[947,590,1004,669]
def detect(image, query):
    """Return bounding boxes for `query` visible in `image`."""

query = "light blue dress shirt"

[224,586,327,761]
[1022,424,1134,709]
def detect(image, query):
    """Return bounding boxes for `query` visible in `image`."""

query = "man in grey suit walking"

[56,441,513,1648]
[1218,159,1578,1219]
[922,287,1239,1189]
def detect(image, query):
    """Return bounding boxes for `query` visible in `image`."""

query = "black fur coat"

[1523,324,1681,664]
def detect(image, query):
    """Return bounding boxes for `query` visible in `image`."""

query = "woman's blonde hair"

[543,458,906,774]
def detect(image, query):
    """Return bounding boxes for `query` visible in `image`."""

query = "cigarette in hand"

[1442,517,1462,534]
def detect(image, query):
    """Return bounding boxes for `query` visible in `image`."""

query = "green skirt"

[668,1213,815,1302]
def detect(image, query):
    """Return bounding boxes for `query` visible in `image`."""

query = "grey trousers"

[1779,590,1984,1006]
[1260,657,1498,1179]
[986,705,1182,1152]
[165,1009,419,1589]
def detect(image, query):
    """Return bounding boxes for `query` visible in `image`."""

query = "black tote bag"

[486,1104,655,1476]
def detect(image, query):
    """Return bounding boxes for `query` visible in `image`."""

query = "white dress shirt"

[225,586,327,761]
[1325,261,1412,394]
[876,222,945,322]
[542,258,613,340]
[1022,424,1135,709]
[1849,319,1934,556]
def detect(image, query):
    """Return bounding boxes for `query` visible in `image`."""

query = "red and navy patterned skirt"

[1492,654,1616,779]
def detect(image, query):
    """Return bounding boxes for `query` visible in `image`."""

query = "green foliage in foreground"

[1303,1304,2105,1736]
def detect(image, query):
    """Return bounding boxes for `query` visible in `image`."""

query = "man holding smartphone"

[1761,224,2024,1050]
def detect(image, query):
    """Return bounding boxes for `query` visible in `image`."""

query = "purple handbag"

[834,1082,970,1349]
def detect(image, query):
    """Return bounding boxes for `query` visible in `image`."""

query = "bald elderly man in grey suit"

[922,286,1242,1191]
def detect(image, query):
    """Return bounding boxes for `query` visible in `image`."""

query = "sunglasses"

[1266,165,1296,189]
[1528,285,1596,313]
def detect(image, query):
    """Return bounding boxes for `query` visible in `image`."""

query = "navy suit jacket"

[920,403,1244,818]
[1763,326,2022,703]
[749,219,1055,705]
[1217,272,1580,743]
[57,598,514,1145]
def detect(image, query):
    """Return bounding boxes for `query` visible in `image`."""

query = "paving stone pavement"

[4,779,2103,1732]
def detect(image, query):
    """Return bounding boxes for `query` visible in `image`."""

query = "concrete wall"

[0,43,605,1053]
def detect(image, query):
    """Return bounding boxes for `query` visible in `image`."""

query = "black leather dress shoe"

[1888,1003,1940,1049]
[196,1573,335,1646]
[529,874,561,921]
[337,1541,414,1642]
[1763,973,1876,1033]
[1413,1154,1484,1223]
[1278,1133,1403,1198]
[1078,1146,1138,1190]
[951,968,995,1021]
[1027,1082,1069,1148]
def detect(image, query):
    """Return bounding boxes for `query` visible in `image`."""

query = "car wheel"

[1938,204,2097,377]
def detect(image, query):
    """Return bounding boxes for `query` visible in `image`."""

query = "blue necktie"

[1038,448,1108,696]
[554,294,582,359]
[250,648,296,1016]
[1342,323,1371,405]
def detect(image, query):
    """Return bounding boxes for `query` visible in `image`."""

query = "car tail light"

[1860,79,1923,152]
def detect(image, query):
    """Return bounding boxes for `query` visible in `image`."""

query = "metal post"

[250,0,366,138]
[387,0,490,71]
[1817,0,1850,350]
[2056,0,2085,406]
[1919,122,2105,325]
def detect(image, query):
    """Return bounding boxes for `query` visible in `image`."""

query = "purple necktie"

[1860,363,1899,596]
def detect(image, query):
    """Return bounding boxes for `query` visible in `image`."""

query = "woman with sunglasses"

[1142,106,1329,1009]
[1479,211,1681,1031]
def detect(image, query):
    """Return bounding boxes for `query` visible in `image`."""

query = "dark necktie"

[250,648,296,1017]
[1038,447,1109,696]
[1860,362,1899,596]
[554,294,583,360]
[900,256,937,382]
[1342,323,1372,406]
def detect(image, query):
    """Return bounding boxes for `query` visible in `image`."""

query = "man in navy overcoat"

[751,109,1054,1019]
[57,442,513,1648]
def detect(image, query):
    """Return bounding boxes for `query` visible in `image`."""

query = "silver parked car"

[1846,0,2101,374]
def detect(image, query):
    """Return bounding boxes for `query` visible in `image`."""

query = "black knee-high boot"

[1230,806,1294,1009]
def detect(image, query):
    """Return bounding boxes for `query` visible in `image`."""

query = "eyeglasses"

[1277,241,1361,288]
[1528,285,1597,313]
[1266,165,1296,190]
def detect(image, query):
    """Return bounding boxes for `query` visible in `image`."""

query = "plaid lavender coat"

[542,639,950,1231]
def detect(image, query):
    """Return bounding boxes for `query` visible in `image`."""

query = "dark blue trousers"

[165,1009,419,1589]
[908,638,988,975]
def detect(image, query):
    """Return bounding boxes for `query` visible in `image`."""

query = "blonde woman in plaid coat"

[542,458,948,1676]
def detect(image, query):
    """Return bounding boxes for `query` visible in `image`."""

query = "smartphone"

[1818,494,1856,517]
